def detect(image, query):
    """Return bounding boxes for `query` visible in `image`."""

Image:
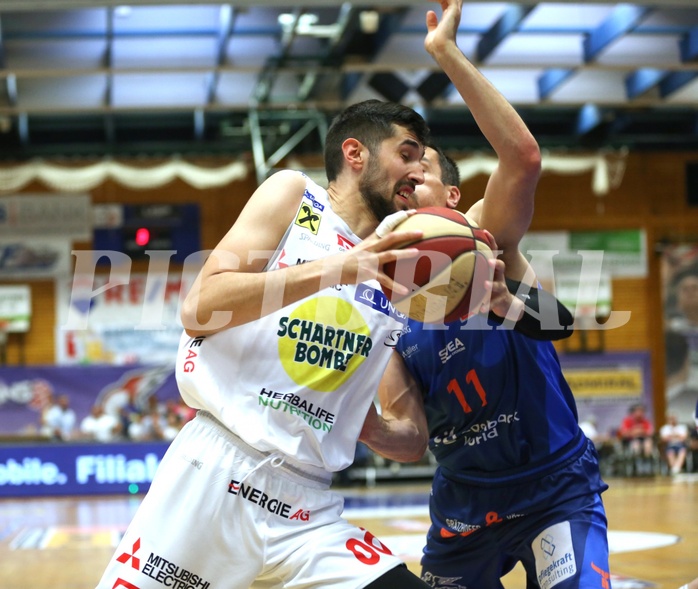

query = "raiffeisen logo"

[0,458,68,486]
[76,453,160,484]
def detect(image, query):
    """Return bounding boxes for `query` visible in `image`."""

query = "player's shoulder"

[464,199,483,226]
[247,169,310,214]
[262,169,310,193]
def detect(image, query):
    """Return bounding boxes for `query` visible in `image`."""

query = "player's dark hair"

[324,100,430,182]
[426,142,460,187]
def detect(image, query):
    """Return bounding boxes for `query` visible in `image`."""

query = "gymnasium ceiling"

[0,0,697,166]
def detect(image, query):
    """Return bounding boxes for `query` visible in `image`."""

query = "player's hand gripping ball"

[380,207,495,324]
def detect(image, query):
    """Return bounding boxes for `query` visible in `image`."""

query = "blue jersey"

[396,313,582,481]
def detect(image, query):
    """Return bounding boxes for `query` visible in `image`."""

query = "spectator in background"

[79,404,121,443]
[659,414,689,475]
[161,411,183,442]
[618,403,655,474]
[126,411,150,442]
[165,398,196,425]
[141,403,168,440]
[40,393,77,441]
[579,415,614,466]
[579,415,602,446]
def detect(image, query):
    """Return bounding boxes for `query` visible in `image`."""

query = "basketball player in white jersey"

[94,98,440,588]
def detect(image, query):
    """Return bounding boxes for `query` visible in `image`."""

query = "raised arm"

[425,0,541,281]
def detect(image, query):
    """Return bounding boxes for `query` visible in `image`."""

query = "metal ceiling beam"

[416,72,452,103]
[368,72,410,102]
[343,7,410,100]
[537,68,574,100]
[295,3,354,102]
[583,4,651,62]
[248,108,328,184]
[0,16,13,106]
[205,4,234,105]
[659,70,698,97]
[3,61,698,81]
[0,15,4,69]
[104,7,115,144]
[2,0,698,9]
[575,103,603,135]
[625,68,666,99]
[3,106,698,161]
[476,4,534,62]
[680,28,698,61]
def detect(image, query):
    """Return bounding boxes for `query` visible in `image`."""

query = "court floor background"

[1,474,696,589]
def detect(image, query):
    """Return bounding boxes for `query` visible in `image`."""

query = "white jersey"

[176,173,407,474]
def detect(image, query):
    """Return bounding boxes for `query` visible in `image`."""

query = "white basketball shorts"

[95,411,406,589]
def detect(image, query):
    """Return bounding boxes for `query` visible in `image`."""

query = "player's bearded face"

[359,151,399,222]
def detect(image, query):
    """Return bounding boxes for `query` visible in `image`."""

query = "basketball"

[381,207,495,324]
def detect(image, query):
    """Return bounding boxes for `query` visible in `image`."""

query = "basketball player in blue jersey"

[360,1,612,588]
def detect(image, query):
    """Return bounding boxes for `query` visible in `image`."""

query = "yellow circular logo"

[277,296,372,392]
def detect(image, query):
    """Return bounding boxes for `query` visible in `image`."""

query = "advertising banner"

[0,193,92,240]
[519,229,647,279]
[0,284,31,332]
[0,237,72,279]
[55,270,199,365]
[0,364,179,436]
[559,351,652,438]
[0,441,168,497]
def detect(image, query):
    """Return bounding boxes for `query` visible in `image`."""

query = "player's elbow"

[404,430,430,463]
[180,297,216,338]
[520,139,542,179]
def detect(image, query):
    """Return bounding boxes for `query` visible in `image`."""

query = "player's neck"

[326,183,378,240]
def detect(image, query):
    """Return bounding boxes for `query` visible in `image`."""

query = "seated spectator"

[618,403,655,474]
[579,415,614,465]
[161,411,183,441]
[141,405,168,440]
[659,414,689,475]
[40,393,77,441]
[80,404,121,442]
[165,398,196,425]
[144,394,166,419]
[127,411,151,442]
[580,416,607,446]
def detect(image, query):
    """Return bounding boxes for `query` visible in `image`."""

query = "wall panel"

[3,151,698,422]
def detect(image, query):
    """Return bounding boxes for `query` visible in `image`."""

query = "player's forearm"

[360,416,428,463]
[181,258,336,336]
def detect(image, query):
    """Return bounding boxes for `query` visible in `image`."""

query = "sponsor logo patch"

[533,521,576,589]
[277,297,371,392]
[295,203,321,234]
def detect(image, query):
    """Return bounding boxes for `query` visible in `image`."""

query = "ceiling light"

[114,5,132,18]
[359,10,379,34]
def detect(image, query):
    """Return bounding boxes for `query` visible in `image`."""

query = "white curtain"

[456,147,628,196]
[0,158,249,193]
[0,149,626,195]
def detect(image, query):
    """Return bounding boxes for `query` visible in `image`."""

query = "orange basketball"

[381,207,495,324]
